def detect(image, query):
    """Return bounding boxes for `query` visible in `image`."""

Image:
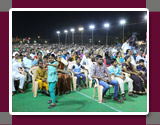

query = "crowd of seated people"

[12,42,147,104]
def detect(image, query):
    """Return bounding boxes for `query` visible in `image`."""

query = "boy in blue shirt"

[108,59,136,100]
[72,57,87,90]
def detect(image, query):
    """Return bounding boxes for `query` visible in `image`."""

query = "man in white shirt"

[12,54,26,96]
[121,40,131,55]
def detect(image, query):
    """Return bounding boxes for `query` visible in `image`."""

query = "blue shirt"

[108,65,122,76]
[120,58,125,63]
[61,54,67,60]
[32,59,38,66]
[47,61,58,83]
[23,57,32,69]
[72,63,83,74]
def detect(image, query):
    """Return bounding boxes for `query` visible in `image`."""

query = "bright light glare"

[70,28,75,32]
[120,20,126,25]
[145,15,147,20]
[64,30,68,33]
[79,27,84,31]
[104,23,110,28]
[57,31,60,34]
[89,25,95,29]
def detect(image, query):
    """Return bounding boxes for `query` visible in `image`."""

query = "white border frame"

[9,8,149,115]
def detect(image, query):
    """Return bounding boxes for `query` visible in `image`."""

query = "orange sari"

[56,62,71,95]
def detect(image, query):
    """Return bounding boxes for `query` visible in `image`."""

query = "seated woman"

[136,59,147,88]
[116,51,125,66]
[56,55,71,95]
[122,56,145,95]
[104,50,112,67]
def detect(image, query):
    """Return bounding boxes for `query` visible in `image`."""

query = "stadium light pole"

[89,25,95,46]
[57,31,60,46]
[120,20,126,43]
[64,30,68,45]
[70,28,75,44]
[104,23,110,46]
[79,27,84,45]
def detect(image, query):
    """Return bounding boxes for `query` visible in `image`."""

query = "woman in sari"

[56,55,71,95]
[122,55,145,94]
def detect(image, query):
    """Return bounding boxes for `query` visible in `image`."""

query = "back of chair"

[29,66,38,81]
[68,61,76,70]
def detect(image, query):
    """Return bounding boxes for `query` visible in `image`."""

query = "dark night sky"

[12,11,147,44]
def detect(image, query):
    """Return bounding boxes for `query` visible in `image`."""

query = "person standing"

[47,54,58,109]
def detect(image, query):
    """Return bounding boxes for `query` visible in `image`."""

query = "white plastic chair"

[93,78,104,103]
[29,66,39,97]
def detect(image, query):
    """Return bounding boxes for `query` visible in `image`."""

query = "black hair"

[38,60,43,64]
[116,51,121,58]
[139,59,144,63]
[75,52,78,55]
[105,51,110,59]
[126,49,130,55]
[124,55,130,61]
[30,49,34,52]
[15,53,19,56]
[37,51,42,56]
[111,59,117,64]
[95,55,103,60]
[49,54,56,58]
[76,56,81,61]
[67,57,73,61]
[43,56,48,59]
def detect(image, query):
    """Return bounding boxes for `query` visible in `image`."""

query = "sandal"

[122,94,126,100]
[48,104,56,109]
[128,93,137,97]
[114,98,123,103]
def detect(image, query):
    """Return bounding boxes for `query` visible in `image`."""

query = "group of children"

[36,54,58,109]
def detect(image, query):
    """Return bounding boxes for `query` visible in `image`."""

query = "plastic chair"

[29,66,39,97]
[68,62,88,91]
[93,78,104,103]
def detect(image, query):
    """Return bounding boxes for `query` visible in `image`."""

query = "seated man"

[35,60,49,95]
[72,57,86,90]
[108,59,137,100]
[91,55,123,103]
[12,53,26,96]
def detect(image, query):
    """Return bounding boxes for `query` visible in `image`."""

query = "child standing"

[47,54,58,109]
